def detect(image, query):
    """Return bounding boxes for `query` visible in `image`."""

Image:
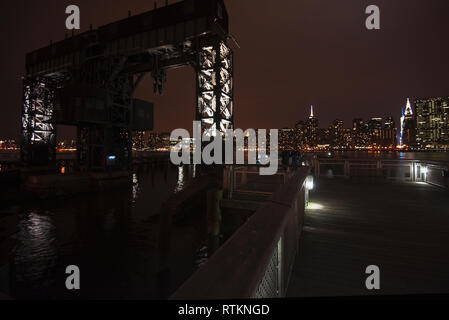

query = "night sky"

[1,0,449,140]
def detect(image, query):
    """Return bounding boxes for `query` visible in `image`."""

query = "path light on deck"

[305,175,314,190]
[307,202,324,210]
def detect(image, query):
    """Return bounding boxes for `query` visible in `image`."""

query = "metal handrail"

[171,167,309,300]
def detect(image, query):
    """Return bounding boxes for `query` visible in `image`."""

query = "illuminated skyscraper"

[306,105,319,147]
[368,118,383,146]
[329,119,344,148]
[381,117,397,148]
[352,118,368,148]
[294,120,306,149]
[280,128,295,150]
[400,98,416,147]
[415,97,449,149]
[405,98,413,117]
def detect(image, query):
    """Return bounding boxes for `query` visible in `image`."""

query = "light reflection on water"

[0,164,204,299]
[14,212,57,287]
[175,166,185,193]
[330,151,449,161]
[132,173,140,204]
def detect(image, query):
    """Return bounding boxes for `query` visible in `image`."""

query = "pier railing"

[314,158,449,189]
[222,165,293,198]
[171,166,309,300]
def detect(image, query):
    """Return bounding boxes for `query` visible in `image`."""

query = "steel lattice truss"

[21,0,233,170]
[197,41,233,137]
[76,61,136,171]
[21,78,56,164]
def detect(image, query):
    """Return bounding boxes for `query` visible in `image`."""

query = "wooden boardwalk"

[287,178,449,297]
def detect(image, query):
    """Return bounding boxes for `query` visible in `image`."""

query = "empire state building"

[306,105,319,147]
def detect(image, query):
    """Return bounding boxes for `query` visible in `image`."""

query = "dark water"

[323,151,449,162]
[0,164,208,299]
[2,151,449,299]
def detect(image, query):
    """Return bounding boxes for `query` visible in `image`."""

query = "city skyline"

[0,96,440,139]
[1,96,445,150]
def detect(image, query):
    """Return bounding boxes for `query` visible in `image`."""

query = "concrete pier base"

[23,171,132,199]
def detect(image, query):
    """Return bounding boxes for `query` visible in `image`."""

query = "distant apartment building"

[367,118,383,146]
[350,117,396,148]
[415,97,449,149]
[380,117,397,148]
[352,118,369,148]
[147,132,172,150]
[294,120,306,149]
[279,128,295,150]
[329,119,345,148]
[132,131,149,150]
[0,139,19,150]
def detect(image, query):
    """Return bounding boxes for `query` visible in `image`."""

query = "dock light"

[305,175,314,190]
[308,202,324,210]
[108,155,116,160]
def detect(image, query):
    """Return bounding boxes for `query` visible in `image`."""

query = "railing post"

[314,159,320,178]
[241,171,247,185]
[277,237,283,297]
[230,166,234,199]
[443,166,449,191]
[304,186,309,206]
[223,166,230,197]
[207,188,223,254]
[424,163,428,184]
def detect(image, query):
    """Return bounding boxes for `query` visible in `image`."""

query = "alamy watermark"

[170,121,279,176]
[65,5,80,30]
[365,5,380,30]
[365,265,380,290]
[65,265,80,290]
[64,4,379,31]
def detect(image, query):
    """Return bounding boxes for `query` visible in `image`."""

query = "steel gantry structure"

[22,0,234,171]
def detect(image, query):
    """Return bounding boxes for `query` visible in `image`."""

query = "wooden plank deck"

[287,178,449,297]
